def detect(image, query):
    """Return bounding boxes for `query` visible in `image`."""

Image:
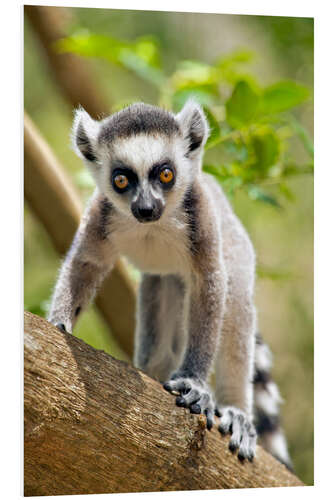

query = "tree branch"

[24,311,303,496]
[25,5,108,119]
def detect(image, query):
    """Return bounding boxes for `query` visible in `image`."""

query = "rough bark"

[24,311,303,496]
[24,112,136,357]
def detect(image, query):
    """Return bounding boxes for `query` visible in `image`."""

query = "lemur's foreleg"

[163,189,227,428]
[48,195,116,333]
[214,280,257,461]
[163,268,225,429]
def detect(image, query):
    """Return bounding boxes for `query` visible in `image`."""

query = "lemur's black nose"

[138,207,154,219]
[131,196,163,222]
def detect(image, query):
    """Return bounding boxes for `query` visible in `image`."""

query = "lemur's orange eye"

[159,168,174,184]
[114,174,129,189]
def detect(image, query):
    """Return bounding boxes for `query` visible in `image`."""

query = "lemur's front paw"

[163,375,215,430]
[56,323,68,333]
[217,406,257,461]
[49,320,71,334]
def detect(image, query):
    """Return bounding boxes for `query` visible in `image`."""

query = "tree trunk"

[24,311,303,496]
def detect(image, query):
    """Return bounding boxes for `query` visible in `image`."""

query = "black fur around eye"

[111,167,138,194]
[149,162,175,189]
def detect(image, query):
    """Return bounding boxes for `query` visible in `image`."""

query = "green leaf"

[203,164,229,180]
[216,48,255,68]
[203,164,244,197]
[225,80,259,128]
[119,50,165,86]
[56,32,127,62]
[172,88,216,112]
[215,50,256,85]
[246,185,280,207]
[282,161,314,178]
[203,107,221,148]
[286,114,314,158]
[221,176,244,196]
[171,60,218,90]
[134,36,162,68]
[55,32,166,86]
[251,128,280,170]
[259,80,310,115]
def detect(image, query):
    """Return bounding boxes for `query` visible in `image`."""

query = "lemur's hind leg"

[134,274,186,382]
[215,280,257,461]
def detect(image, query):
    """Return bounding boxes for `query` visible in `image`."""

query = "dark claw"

[206,417,213,430]
[218,424,228,436]
[229,441,237,453]
[189,403,201,414]
[176,396,187,407]
[205,409,214,430]
[56,323,67,333]
[215,408,222,418]
[237,452,246,462]
[163,382,172,392]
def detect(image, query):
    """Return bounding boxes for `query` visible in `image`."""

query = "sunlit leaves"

[216,48,255,68]
[286,114,314,157]
[225,80,310,128]
[55,31,166,86]
[119,50,165,86]
[250,127,280,172]
[171,60,219,91]
[203,106,222,148]
[172,88,216,111]
[259,80,310,115]
[215,49,256,84]
[246,185,280,207]
[203,164,230,182]
[169,60,220,110]
[226,81,260,128]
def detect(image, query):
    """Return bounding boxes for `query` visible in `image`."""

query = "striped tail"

[253,333,293,471]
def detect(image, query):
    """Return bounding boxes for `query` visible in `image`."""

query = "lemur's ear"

[72,108,101,163]
[176,99,209,155]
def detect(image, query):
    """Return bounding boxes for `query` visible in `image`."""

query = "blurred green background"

[24,8,313,484]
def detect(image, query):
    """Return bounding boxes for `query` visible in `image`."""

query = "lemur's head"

[72,100,209,223]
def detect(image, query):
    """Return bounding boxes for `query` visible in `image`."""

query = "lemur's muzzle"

[131,192,164,223]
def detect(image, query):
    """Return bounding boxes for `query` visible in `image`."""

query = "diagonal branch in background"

[24,112,136,357]
[24,311,303,496]
[25,5,108,119]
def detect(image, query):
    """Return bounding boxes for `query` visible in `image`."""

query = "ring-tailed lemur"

[48,100,292,468]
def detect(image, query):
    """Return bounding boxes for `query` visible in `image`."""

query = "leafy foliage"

[55,30,313,207]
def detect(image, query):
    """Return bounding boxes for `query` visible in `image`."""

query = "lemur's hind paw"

[217,406,257,462]
[163,376,215,430]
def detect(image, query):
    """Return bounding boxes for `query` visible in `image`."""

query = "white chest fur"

[112,215,190,275]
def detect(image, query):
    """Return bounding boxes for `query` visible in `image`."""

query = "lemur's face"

[73,101,208,223]
[99,133,191,223]
[112,158,173,223]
